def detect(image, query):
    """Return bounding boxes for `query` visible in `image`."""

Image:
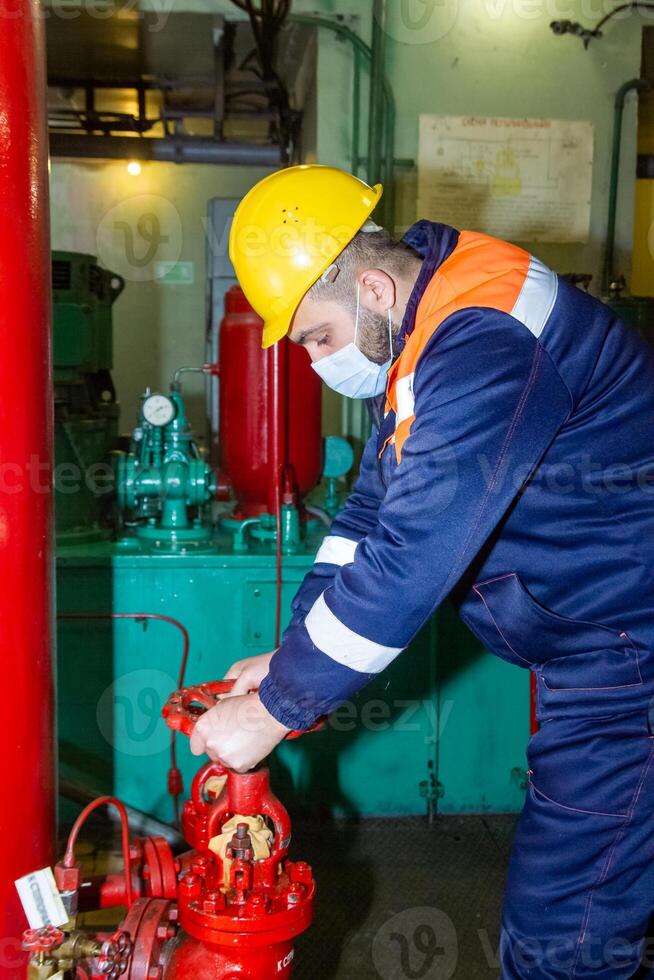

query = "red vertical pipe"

[0,0,55,974]
[530,672,539,734]
[268,341,289,647]
[268,343,280,518]
[267,341,290,517]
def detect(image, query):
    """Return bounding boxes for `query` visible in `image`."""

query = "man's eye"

[316,335,330,347]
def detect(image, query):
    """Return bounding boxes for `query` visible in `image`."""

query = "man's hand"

[223,651,275,695]
[189,692,290,772]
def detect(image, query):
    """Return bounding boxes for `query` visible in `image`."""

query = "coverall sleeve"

[259,309,573,730]
[281,426,388,634]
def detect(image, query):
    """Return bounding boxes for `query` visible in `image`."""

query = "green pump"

[116,378,217,548]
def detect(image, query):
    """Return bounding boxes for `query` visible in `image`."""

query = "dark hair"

[308,227,420,308]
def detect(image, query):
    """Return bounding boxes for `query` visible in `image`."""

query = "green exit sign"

[155,261,194,285]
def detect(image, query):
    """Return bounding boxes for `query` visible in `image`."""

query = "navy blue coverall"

[258,220,654,977]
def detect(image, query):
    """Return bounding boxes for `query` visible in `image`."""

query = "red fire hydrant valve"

[159,678,317,977]
[23,677,318,980]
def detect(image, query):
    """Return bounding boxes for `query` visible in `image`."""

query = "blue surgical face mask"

[311,283,393,399]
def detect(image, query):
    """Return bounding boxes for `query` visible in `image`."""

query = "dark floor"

[293,815,516,980]
[62,812,517,980]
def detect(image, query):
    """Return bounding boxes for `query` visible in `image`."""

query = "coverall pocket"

[471,572,641,691]
[538,646,642,691]
[525,713,651,817]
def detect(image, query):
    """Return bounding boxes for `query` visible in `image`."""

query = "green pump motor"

[52,251,124,545]
[116,380,217,548]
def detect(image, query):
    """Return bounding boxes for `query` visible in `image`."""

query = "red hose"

[63,796,133,908]
[57,612,190,822]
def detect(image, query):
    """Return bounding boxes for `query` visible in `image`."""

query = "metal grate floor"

[292,814,517,980]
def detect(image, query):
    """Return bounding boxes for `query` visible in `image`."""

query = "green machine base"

[56,535,530,824]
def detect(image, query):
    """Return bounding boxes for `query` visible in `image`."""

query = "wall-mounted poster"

[418,115,594,243]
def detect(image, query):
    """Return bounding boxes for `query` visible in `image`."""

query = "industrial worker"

[191,165,654,978]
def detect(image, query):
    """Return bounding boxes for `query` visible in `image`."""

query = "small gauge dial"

[142,393,175,427]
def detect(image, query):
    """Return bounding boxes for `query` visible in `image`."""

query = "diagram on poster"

[417,115,594,243]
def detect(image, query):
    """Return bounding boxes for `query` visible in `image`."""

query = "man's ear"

[358,268,396,312]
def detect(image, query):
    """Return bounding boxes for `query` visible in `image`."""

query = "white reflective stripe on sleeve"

[511,256,558,339]
[305,592,403,673]
[395,372,415,424]
[314,535,358,566]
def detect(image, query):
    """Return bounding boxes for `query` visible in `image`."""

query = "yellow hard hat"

[228,165,383,348]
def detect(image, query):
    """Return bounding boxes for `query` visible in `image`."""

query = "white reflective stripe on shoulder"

[314,535,358,566]
[511,256,558,339]
[395,372,415,424]
[305,593,403,673]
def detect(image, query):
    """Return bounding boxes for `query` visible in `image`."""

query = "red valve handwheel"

[162,679,236,737]
[162,679,321,740]
[22,926,65,953]
[98,929,133,980]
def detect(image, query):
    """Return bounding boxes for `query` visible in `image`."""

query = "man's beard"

[354,306,396,365]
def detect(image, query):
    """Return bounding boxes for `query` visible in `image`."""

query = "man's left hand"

[189,692,291,772]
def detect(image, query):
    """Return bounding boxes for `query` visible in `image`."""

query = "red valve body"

[111,764,313,980]
[163,928,297,980]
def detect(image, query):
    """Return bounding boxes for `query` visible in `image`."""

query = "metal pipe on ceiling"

[49,134,283,166]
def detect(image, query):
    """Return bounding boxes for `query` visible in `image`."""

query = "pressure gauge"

[142,393,175,427]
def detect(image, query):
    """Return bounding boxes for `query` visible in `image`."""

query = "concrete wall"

[49,0,647,435]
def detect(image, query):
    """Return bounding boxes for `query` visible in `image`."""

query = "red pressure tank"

[218,286,322,518]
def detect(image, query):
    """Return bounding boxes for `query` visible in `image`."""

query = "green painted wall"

[56,542,529,820]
